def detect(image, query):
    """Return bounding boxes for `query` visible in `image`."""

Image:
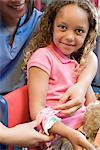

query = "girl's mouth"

[61,42,75,47]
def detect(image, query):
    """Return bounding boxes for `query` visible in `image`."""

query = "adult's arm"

[0,121,53,147]
[54,51,98,115]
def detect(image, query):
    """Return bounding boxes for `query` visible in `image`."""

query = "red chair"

[3,85,30,128]
[3,85,31,150]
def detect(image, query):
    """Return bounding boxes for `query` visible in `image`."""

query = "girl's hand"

[70,130,96,150]
[53,83,86,116]
[51,122,96,150]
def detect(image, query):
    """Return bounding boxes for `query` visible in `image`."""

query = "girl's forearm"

[49,121,74,140]
[49,122,95,150]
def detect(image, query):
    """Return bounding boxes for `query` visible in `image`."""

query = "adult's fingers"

[29,121,54,141]
[28,120,40,128]
[54,98,81,110]
[61,105,80,116]
[36,132,54,142]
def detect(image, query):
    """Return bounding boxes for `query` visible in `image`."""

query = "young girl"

[25,0,98,149]
[0,0,97,148]
[0,0,97,147]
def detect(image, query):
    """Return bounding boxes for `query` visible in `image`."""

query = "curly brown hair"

[23,0,98,70]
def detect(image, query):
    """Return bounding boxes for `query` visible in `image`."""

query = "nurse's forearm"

[77,51,98,91]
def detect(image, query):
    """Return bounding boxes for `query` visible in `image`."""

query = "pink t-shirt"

[27,44,86,129]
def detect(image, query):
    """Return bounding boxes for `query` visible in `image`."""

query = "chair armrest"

[0,95,8,149]
[0,95,8,126]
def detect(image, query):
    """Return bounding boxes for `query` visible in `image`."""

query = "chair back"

[3,85,30,128]
[3,85,30,150]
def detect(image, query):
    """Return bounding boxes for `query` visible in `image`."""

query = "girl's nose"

[65,30,75,42]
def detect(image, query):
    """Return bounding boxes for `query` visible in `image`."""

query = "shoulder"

[29,46,53,62]
[20,8,42,27]
[27,46,53,75]
[30,8,43,23]
[32,8,43,17]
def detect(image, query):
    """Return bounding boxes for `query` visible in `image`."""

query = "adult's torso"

[0,9,42,95]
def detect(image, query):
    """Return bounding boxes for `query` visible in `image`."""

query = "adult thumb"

[29,120,40,128]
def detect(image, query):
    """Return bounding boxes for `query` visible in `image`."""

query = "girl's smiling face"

[53,4,89,57]
[0,0,28,26]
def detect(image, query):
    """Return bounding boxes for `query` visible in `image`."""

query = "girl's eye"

[75,29,84,35]
[57,24,67,31]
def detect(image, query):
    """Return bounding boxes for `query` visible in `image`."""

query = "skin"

[0,121,54,147]
[53,4,89,57]
[28,4,97,149]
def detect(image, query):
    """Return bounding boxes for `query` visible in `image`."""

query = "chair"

[3,85,30,128]
[3,85,31,150]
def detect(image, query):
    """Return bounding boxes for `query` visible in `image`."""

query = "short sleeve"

[27,47,53,77]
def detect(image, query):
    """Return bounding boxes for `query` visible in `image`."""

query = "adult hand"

[1,121,54,147]
[53,83,86,116]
